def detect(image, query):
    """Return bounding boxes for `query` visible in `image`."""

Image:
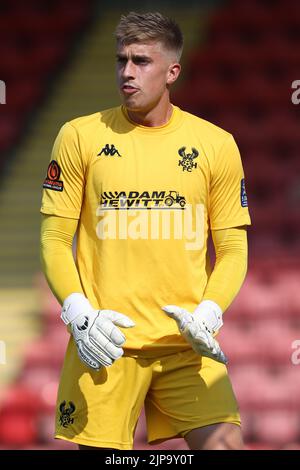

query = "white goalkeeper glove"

[61,293,135,370]
[162,300,228,364]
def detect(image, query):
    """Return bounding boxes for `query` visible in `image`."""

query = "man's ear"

[167,63,181,85]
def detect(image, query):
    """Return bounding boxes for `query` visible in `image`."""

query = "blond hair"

[115,12,183,61]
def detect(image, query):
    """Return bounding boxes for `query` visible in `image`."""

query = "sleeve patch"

[240,178,248,207]
[43,160,64,192]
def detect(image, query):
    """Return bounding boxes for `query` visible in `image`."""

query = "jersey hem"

[55,434,133,450]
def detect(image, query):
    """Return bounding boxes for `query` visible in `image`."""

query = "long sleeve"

[202,226,248,312]
[40,214,84,305]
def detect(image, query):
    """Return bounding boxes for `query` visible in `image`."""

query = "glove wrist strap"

[61,293,93,325]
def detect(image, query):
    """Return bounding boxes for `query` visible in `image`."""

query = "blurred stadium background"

[0,0,300,450]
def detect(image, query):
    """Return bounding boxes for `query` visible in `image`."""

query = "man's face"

[116,41,179,114]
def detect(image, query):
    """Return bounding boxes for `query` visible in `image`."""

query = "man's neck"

[126,101,173,127]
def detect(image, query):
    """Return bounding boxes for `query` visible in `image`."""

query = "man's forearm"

[40,214,84,305]
[202,227,248,312]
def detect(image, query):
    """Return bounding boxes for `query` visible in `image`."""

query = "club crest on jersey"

[98,144,122,157]
[59,401,76,428]
[178,147,199,172]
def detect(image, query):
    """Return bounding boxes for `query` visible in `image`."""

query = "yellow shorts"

[55,340,240,449]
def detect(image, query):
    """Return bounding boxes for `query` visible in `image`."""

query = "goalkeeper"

[40,12,251,450]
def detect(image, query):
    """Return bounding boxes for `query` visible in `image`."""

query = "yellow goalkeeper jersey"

[41,105,251,353]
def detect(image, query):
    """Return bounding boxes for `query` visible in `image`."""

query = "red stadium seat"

[227,273,283,321]
[8,78,44,112]
[255,319,300,365]
[218,323,259,364]
[0,412,38,447]
[253,410,300,445]
[230,363,300,411]
[0,386,40,446]
[19,366,60,394]
[22,331,69,369]
[0,113,21,153]
[0,0,94,161]
[245,442,276,450]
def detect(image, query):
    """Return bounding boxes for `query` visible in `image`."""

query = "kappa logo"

[178,147,199,172]
[59,401,76,428]
[98,144,122,157]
